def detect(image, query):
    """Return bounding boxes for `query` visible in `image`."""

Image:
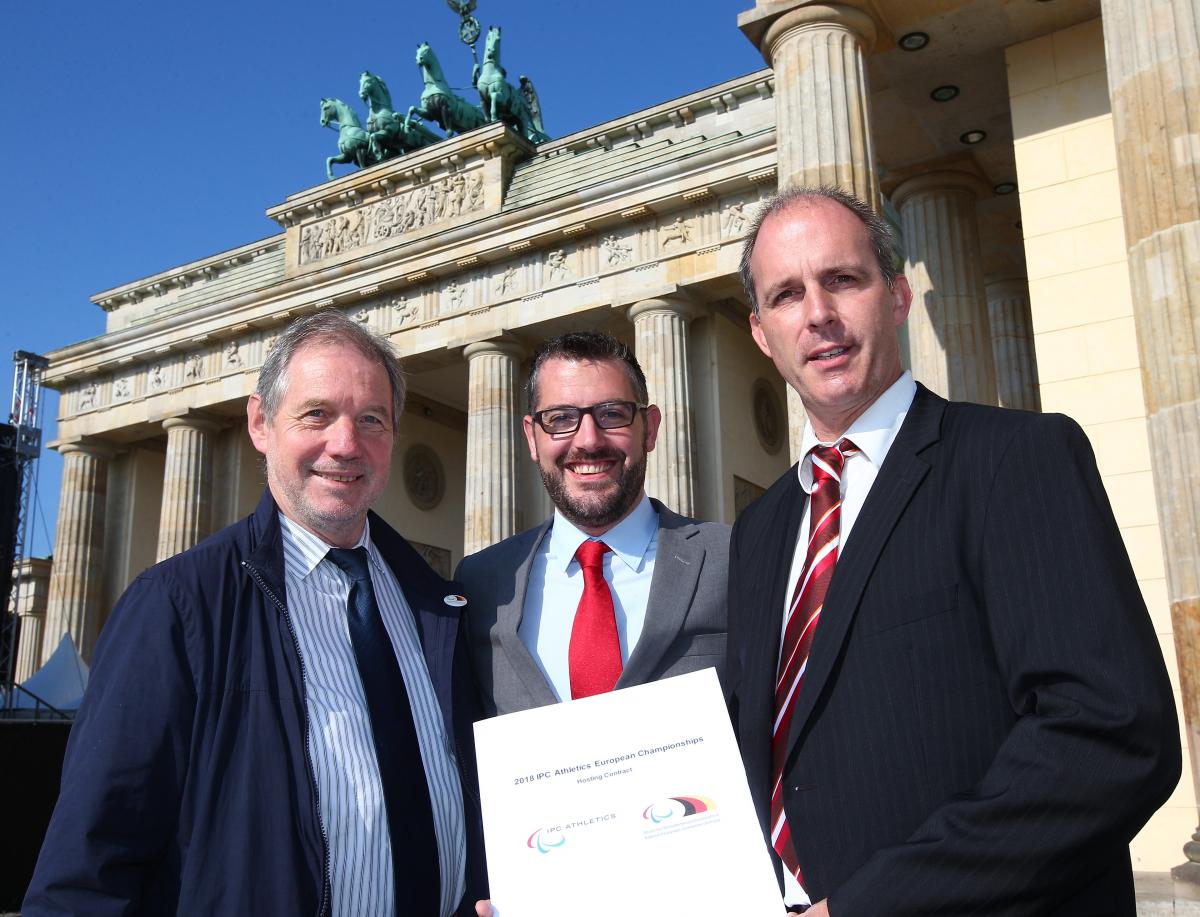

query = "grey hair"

[739,185,898,316]
[255,311,406,436]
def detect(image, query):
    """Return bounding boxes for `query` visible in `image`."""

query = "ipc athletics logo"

[526,828,566,853]
[641,795,717,824]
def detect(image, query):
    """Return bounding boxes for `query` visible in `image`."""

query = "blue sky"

[2,1,762,557]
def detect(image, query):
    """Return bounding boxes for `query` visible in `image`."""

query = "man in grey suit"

[456,331,729,716]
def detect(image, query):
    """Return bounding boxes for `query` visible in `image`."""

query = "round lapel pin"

[443,594,468,607]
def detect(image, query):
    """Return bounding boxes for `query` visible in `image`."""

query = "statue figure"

[406,42,489,137]
[519,76,546,139]
[359,70,442,162]
[473,27,549,144]
[320,97,375,180]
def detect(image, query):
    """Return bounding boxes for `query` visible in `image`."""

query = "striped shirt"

[280,513,466,917]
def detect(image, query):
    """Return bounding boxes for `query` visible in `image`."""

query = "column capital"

[627,295,707,324]
[463,335,524,362]
[162,412,223,435]
[55,437,120,460]
[740,2,878,62]
[890,169,990,212]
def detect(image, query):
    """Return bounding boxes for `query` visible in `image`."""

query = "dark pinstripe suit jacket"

[726,384,1180,916]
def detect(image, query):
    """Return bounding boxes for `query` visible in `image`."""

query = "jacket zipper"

[242,560,332,917]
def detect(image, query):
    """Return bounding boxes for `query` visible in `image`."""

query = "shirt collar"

[278,512,377,581]
[545,493,658,574]
[797,371,917,494]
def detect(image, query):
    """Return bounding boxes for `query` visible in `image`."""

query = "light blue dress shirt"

[519,494,659,701]
[279,514,466,917]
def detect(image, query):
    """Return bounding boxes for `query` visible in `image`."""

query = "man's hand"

[806,900,830,916]
[475,900,493,917]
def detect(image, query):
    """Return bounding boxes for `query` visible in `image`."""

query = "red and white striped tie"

[770,439,857,890]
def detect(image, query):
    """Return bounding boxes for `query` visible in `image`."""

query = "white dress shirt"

[780,371,916,906]
[280,514,466,917]
[519,494,659,702]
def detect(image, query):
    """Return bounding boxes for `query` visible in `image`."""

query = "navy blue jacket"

[24,489,487,916]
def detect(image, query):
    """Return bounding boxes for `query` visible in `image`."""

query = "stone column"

[740,1,880,208]
[1100,0,1200,895]
[986,278,1041,412]
[629,296,703,517]
[740,1,881,446]
[892,171,998,404]
[464,338,523,555]
[157,414,220,562]
[42,440,115,662]
[12,557,52,682]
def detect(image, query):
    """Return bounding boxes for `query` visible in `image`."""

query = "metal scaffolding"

[2,350,50,707]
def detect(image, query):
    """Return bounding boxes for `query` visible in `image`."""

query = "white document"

[473,668,784,916]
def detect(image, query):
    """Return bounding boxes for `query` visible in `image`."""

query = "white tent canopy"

[7,633,89,711]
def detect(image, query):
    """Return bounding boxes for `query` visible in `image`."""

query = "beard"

[540,444,648,532]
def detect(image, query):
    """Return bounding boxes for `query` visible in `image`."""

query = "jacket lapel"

[785,386,944,757]
[618,500,701,688]
[496,521,562,707]
[368,512,460,725]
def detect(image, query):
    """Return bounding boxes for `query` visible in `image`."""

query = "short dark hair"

[739,185,898,316]
[525,331,648,413]
[256,311,406,436]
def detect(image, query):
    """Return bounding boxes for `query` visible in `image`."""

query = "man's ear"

[642,404,662,453]
[522,414,539,462]
[891,275,913,326]
[749,312,773,359]
[246,394,270,456]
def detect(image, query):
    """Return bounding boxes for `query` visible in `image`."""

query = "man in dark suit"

[25,312,485,916]
[457,331,728,715]
[727,186,1179,916]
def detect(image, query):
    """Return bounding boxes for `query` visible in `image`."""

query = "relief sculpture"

[299,170,486,265]
[601,234,633,266]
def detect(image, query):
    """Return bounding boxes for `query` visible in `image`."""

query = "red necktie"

[569,540,622,699]
[771,440,857,890]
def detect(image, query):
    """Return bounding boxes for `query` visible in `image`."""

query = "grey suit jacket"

[455,498,730,716]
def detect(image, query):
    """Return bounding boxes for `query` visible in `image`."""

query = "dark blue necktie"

[326,546,440,915]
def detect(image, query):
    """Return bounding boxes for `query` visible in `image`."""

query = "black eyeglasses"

[530,400,647,435]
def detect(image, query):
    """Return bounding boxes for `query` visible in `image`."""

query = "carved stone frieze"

[390,294,421,328]
[659,216,694,250]
[494,265,521,297]
[546,249,573,284]
[298,170,486,266]
[78,382,97,412]
[601,234,633,266]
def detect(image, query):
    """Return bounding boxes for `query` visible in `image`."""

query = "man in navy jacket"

[25,312,486,916]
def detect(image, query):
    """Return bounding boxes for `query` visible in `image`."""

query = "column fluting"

[630,297,703,516]
[156,415,220,562]
[464,339,523,554]
[42,441,115,662]
[893,171,998,404]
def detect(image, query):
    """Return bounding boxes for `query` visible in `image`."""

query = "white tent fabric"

[9,633,89,710]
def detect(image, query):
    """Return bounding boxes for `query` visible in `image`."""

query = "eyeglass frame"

[527,400,649,435]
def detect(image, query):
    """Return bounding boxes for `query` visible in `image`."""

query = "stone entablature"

[51,176,776,444]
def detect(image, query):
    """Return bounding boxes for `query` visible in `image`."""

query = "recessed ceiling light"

[994,181,1017,195]
[960,129,987,145]
[930,85,959,102]
[898,31,930,51]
